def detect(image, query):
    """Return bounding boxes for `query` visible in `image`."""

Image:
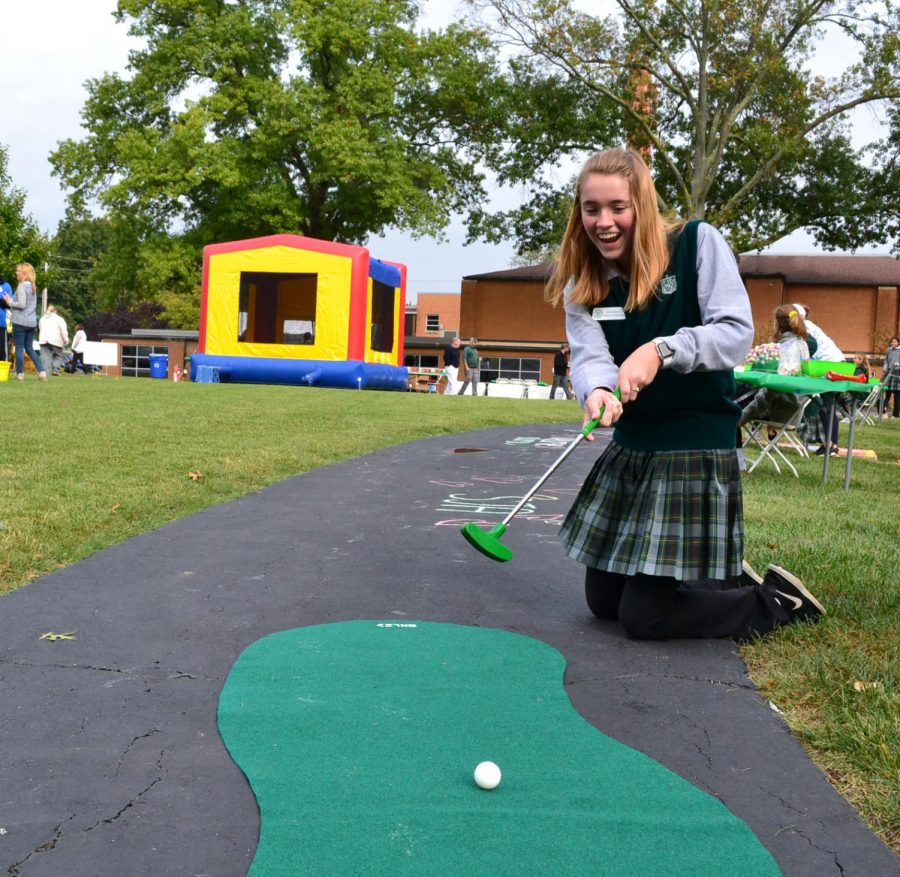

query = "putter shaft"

[499,431,590,526]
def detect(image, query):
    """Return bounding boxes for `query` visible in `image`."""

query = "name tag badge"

[592,306,626,321]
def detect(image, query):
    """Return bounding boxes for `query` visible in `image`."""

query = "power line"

[46,254,99,265]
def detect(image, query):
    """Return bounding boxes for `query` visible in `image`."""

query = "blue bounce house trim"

[189,353,408,391]
[368,258,402,288]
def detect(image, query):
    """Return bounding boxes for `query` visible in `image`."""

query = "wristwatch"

[653,337,675,367]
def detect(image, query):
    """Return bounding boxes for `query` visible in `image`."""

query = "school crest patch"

[660,274,678,296]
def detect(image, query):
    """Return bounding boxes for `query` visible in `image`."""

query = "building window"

[238,271,317,344]
[479,357,542,383]
[425,314,440,332]
[121,345,169,378]
[403,354,440,368]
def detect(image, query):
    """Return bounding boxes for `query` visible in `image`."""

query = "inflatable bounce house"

[189,235,408,390]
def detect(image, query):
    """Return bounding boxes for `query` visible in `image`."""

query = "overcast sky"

[2,1,892,302]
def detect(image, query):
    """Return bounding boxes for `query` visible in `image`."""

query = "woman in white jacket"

[38,304,69,376]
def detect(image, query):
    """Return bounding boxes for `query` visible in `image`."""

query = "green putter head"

[460,522,512,563]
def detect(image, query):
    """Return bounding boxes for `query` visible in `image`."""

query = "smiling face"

[580,173,636,271]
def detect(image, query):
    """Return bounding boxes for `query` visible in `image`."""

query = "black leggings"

[584,567,787,641]
[885,388,900,417]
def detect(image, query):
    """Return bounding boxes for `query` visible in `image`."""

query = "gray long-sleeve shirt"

[10,282,38,328]
[564,223,754,405]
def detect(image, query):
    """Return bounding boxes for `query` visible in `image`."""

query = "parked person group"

[3,263,46,381]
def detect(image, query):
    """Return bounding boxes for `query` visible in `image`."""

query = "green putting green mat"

[218,621,781,876]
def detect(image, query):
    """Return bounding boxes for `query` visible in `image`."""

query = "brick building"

[402,266,564,383]
[739,254,900,353]
[403,254,900,385]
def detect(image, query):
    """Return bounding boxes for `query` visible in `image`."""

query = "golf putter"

[460,389,620,562]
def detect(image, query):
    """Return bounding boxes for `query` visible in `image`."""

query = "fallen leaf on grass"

[188,470,203,481]
[110,503,120,513]
[853,680,882,692]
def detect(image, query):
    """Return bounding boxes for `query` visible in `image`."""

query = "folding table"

[734,369,877,491]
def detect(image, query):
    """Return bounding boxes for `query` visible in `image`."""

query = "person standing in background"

[457,337,480,395]
[443,336,461,395]
[0,276,11,363]
[5,263,46,380]
[38,304,69,376]
[883,335,900,418]
[71,323,87,373]
[551,343,574,399]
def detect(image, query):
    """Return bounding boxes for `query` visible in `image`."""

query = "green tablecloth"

[734,369,876,491]
[734,370,876,395]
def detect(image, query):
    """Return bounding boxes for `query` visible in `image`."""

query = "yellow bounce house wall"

[204,244,355,361]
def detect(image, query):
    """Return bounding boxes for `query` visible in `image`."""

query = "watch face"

[658,341,674,359]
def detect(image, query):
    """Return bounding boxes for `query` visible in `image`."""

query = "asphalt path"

[1,423,897,876]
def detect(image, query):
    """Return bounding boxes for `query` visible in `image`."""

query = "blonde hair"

[773,304,807,340]
[16,262,37,289]
[545,148,683,309]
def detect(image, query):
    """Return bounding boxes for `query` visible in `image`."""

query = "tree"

[50,0,502,289]
[48,210,111,320]
[0,144,48,283]
[466,0,900,254]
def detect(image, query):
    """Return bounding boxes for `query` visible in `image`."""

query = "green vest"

[597,221,740,451]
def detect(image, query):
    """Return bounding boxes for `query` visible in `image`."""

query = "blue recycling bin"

[149,353,169,379]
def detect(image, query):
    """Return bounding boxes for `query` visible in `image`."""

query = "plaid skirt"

[885,370,900,391]
[560,442,743,581]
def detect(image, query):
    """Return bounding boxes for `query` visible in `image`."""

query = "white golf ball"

[474,761,501,790]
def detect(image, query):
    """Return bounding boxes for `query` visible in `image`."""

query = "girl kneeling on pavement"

[546,148,824,640]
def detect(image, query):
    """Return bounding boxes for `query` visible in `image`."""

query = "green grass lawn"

[2,375,898,851]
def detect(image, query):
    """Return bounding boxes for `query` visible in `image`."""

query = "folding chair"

[854,364,897,426]
[743,396,813,477]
